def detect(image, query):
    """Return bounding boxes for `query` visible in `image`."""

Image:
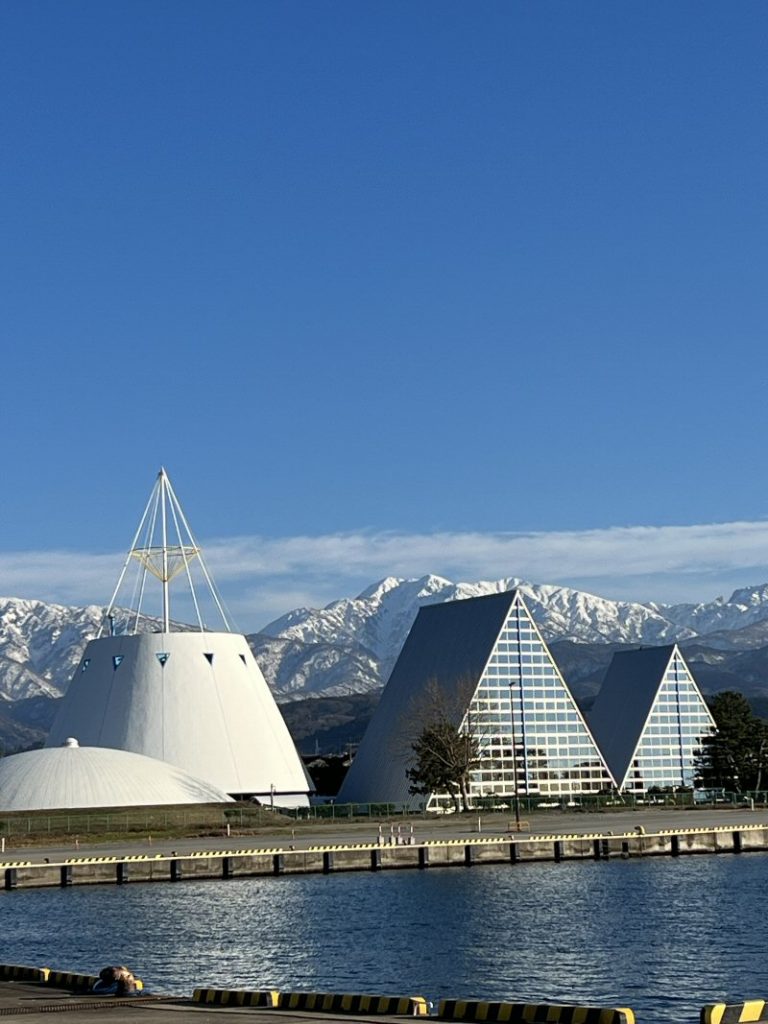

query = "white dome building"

[0,739,233,811]
[46,469,311,807]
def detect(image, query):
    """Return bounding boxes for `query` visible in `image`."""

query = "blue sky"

[2,2,768,628]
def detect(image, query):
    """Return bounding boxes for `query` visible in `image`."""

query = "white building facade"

[46,469,310,807]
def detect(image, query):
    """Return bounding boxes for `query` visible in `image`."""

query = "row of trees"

[406,686,768,805]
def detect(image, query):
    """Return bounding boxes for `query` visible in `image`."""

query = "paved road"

[4,806,766,865]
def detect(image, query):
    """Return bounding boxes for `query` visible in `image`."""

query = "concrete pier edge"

[0,822,766,890]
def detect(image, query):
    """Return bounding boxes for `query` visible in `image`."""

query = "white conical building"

[46,469,311,807]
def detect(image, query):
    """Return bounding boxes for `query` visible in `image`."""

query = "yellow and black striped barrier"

[43,970,144,993]
[278,991,429,1015]
[0,964,50,983]
[193,988,279,1007]
[437,1000,635,1024]
[701,1001,768,1024]
[64,856,121,864]
[45,970,100,991]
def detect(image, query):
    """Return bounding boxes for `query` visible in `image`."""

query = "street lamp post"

[510,681,522,831]
[510,605,526,832]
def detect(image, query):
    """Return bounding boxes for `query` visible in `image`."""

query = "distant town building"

[46,469,311,807]
[588,644,716,794]
[338,590,616,809]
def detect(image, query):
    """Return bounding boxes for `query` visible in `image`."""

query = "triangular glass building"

[588,644,716,794]
[338,589,615,809]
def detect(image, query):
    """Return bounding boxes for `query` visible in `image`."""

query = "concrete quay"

[0,978,639,1024]
[0,977,761,1024]
[0,979,417,1024]
[1,809,767,889]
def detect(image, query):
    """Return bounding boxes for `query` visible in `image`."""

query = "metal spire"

[101,468,233,636]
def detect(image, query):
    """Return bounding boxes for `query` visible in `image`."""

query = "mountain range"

[4,575,768,753]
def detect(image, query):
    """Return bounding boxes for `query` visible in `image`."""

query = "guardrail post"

[60,865,72,887]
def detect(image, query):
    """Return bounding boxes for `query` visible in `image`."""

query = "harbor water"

[3,853,766,1023]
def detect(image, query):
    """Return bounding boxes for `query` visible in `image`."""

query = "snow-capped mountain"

[5,575,768,711]
[261,574,701,683]
[0,598,106,701]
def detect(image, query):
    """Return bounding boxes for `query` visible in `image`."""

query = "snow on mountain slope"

[5,576,768,706]
[263,574,699,678]
[652,584,768,636]
[0,599,165,702]
[247,634,382,701]
[0,598,106,699]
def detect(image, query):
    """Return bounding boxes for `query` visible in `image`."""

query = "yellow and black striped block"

[193,988,279,1007]
[45,971,100,991]
[701,1001,768,1024]
[278,991,429,1015]
[0,964,50,983]
[437,1000,635,1024]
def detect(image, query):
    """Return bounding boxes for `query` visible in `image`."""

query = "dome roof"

[0,740,233,811]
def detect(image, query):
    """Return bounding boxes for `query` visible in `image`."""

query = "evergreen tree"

[695,691,768,792]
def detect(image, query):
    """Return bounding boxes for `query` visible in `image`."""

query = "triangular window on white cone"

[155,652,170,667]
[112,654,124,670]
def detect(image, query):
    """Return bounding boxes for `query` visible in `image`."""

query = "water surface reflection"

[3,855,765,1023]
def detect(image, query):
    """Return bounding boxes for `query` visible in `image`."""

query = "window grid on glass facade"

[622,651,715,793]
[427,596,614,809]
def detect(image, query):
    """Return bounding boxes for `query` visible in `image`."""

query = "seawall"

[1,822,765,890]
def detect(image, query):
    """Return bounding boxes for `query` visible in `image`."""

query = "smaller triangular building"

[588,644,716,794]
[338,590,615,809]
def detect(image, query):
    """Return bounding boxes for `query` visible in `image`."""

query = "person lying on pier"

[93,966,139,996]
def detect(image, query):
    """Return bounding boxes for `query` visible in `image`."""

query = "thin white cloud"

[1,520,768,629]
[202,521,768,583]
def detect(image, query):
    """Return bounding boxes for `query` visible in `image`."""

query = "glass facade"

[427,596,614,809]
[621,650,715,793]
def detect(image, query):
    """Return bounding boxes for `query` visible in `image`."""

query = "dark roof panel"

[588,645,676,785]
[337,590,516,805]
